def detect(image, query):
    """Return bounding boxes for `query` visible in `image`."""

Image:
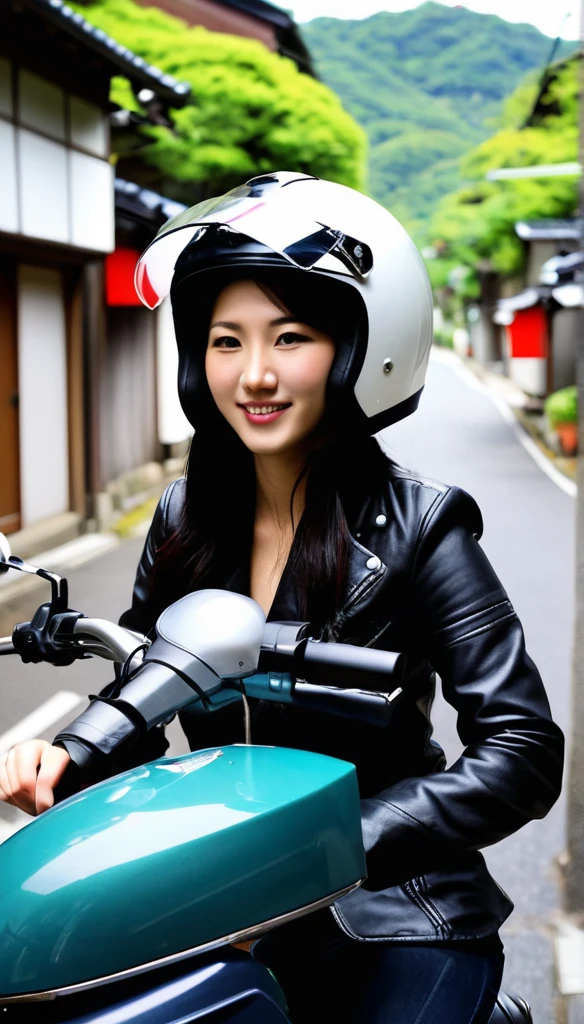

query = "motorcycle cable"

[239,681,252,744]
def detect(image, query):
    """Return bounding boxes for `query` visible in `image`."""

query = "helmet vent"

[246,174,280,186]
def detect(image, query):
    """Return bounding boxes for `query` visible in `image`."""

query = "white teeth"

[246,405,288,414]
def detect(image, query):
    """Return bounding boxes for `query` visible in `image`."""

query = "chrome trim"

[0,879,363,1004]
[71,618,150,663]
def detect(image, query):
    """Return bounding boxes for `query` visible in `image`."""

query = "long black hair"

[152,269,399,634]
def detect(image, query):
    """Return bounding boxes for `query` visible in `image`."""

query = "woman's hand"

[0,740,71,816]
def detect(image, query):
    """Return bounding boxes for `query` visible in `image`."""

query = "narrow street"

[0,349,576,1021]
[382,350,575,1019]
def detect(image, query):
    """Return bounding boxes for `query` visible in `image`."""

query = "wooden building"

[98,179,192,524]
[127,0,315,75]
[493,219,581,398]
[0,0,190,544]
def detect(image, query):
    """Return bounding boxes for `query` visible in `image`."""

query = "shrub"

[544,385,577,426]
[72,0,366,198]
[433,326,454,348]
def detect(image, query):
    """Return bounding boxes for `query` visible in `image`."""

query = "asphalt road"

[0,350,576,1020]
[382,352,575,1020]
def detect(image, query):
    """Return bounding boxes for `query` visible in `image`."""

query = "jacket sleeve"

[360,485,565,891]
[97,478,187,767]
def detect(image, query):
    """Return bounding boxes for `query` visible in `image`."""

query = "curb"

[462,354,577,486]
[0,479,177,621]
[0,500,156,630]
[432,346,577,497]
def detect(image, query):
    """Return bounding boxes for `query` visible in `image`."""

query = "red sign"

[105,247,142,306]
[505,306,548,359]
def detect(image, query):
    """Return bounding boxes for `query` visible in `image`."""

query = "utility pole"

[564,0,584,917]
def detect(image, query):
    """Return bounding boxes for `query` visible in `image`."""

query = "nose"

[240,344,277,393]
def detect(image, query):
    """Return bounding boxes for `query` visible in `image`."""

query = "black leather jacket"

[118,472,564,944]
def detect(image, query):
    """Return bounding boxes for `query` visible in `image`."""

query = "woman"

[0,172,564,1024]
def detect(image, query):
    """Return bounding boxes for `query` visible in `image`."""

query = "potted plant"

[544,385,578,456]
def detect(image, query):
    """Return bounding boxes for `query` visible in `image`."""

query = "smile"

[239,403,292,424]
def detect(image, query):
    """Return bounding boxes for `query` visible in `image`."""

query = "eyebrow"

[209,316,301,331]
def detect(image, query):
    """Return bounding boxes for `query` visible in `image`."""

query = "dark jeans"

[253,912,505,1024]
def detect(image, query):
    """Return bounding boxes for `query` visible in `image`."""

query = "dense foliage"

[73,0,366,202]
[302,2,577,237]
[427,60,579,294]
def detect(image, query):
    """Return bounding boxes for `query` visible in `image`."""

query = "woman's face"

[205,280,336,458]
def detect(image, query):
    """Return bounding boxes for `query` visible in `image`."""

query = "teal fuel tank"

[0,745,365,998]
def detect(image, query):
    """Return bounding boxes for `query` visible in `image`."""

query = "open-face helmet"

[135,171,433,433]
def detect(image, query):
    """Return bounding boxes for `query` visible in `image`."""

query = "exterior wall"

[0,41,116,542]
[508,355,548,398]
[17,266,69,526]
[526,239,580,287]
[470,311,499,365]
[1,12,193,547]
[0,264,20,534]
[473,270,501,365]
[552,309,578,391]
[100,307,162,485]
[131,0,276,48]
[504,306,549,398]
[0,58,114,253]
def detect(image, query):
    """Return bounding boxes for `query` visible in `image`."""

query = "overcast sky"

[286,0,579,40]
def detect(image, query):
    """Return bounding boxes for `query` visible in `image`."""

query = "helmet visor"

[135,184,373,309]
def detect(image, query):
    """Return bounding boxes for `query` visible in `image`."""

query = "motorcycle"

[0,533,532,1023]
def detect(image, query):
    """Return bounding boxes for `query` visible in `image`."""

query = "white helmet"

[135,171,433,432]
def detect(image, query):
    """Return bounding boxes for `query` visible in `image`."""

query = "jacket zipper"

[363,618,394,649]
[340,564,386,619]
[402,878,451,939]
[419,875,452,939]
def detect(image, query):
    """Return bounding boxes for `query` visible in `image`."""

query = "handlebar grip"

[299,641,405,692]
[290,681,403,727]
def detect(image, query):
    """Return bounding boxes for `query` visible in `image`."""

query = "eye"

[276,332,311,347]
[211,335,241,349]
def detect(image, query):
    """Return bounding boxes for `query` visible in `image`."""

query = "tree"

[426,59,579,296]
[302,5,578,238]
[73,0,366,201]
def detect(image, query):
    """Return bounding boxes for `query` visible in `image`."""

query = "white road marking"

[0,691,84,753]
[555,924,584,995]
[432,348,577,498]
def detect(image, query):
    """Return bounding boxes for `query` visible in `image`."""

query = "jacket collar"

[337,487,390,624]
[341,533,386,617]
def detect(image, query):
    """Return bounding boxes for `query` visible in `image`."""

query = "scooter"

[0,534,532,1023]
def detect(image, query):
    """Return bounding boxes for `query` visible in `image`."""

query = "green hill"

[301,3,577,238]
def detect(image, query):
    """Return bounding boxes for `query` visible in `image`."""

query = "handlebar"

[5,583,407,802]
[298,639,404,692]
[0,637,15,655]
[291,681,402,727]
[71,619,149,664]
[257,623,405,694]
